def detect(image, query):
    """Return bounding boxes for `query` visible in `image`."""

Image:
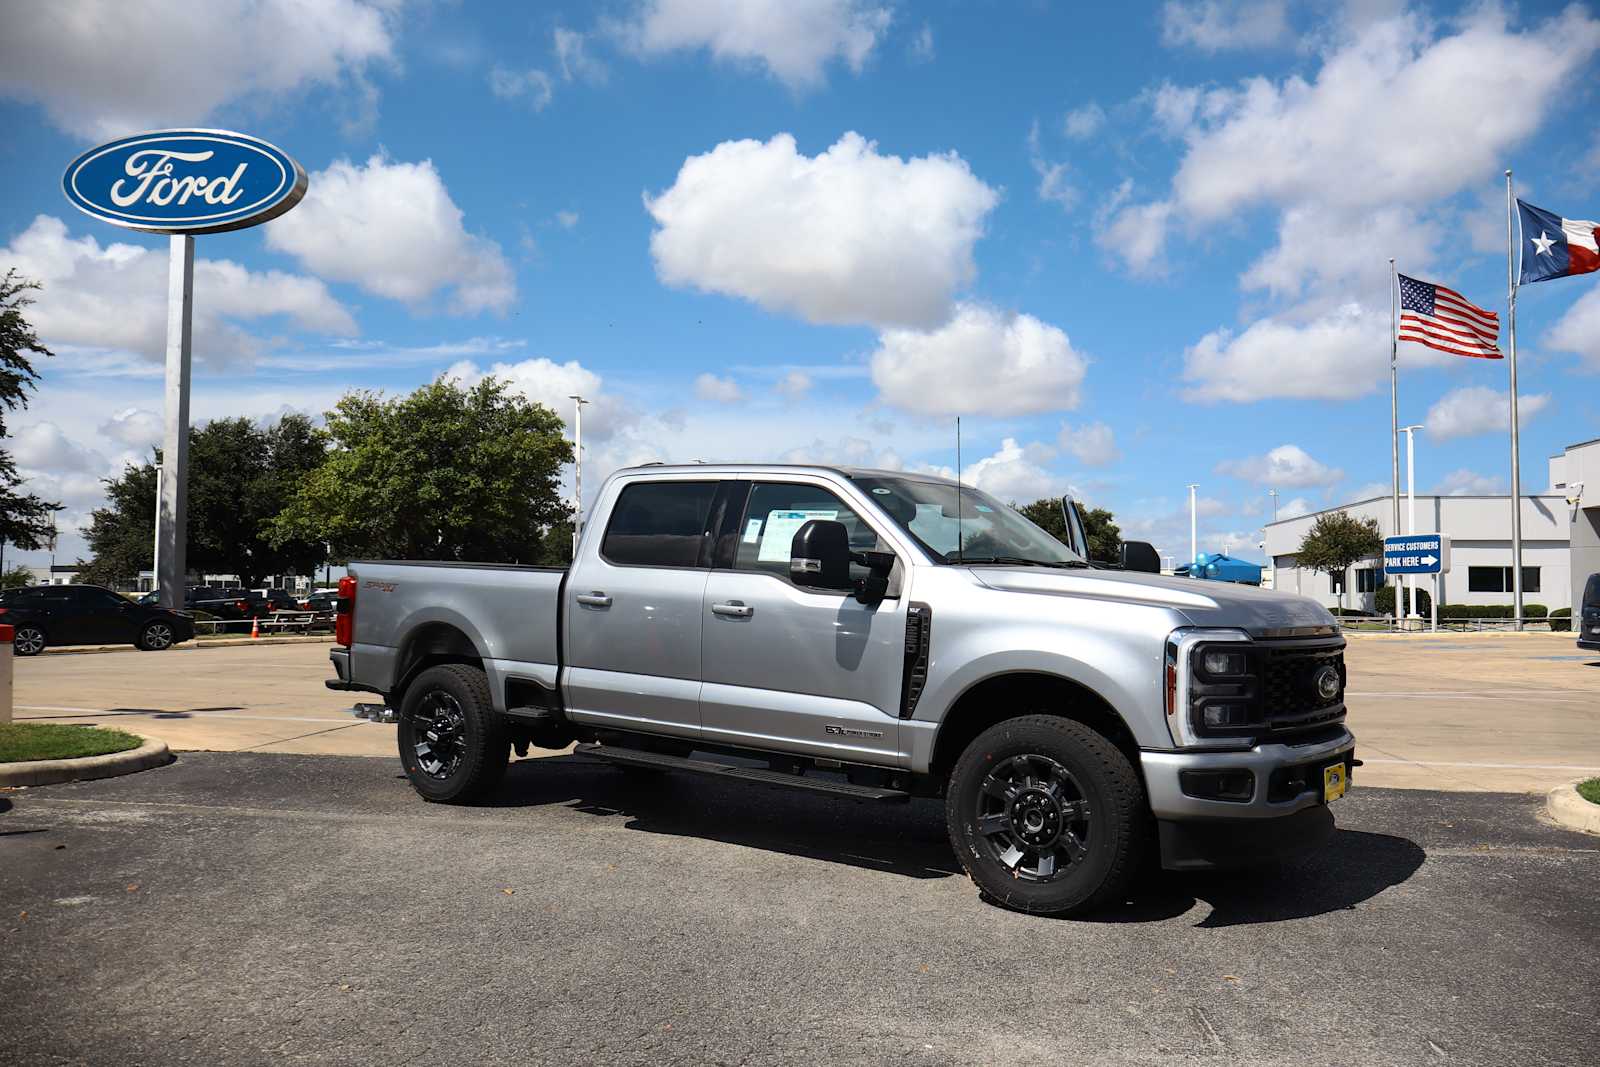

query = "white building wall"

[1265,494,1571,612]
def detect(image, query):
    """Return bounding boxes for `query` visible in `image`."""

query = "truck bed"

[347,560,566,708]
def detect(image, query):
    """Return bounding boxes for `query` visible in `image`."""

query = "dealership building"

[1264,452,1586,613]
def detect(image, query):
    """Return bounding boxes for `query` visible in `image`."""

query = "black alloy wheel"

[397,664,510,804]
[947,714,1148,916]
[972,753,1091,882]
[13,626,45,656]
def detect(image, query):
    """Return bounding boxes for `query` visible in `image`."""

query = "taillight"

[335,575,357,647]
[236,600,248,613]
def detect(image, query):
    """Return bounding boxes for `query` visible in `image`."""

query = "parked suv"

[329,464,1355,916]
[0,584,194,654]
[1580,573,1600,653]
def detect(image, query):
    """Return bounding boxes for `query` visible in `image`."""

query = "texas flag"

[1518,199,1599,284]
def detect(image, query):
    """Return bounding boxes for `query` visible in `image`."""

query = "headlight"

[1166,629,1260,748]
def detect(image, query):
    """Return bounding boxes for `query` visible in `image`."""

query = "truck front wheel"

[946,714,1148,916]
[398,664,510,804]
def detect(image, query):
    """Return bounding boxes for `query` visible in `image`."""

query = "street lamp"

[1186,483,1199,565]
[569,394,589,558]
[1266,489,1279,591]
[1400,424,1424,623]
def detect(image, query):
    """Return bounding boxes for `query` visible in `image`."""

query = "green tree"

[1017,498,1122,564]
[269,376,574,562]
[0,270,62,549]
[78,414,328,588]
[0,563,35,588]
[1295,511,1383,611]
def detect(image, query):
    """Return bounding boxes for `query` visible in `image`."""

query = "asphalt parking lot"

[3,752,1597,1066]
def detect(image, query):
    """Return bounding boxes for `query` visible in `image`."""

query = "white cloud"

[444,357,628,440]
[1181,303,1388,402]
[646,132,998,328]
[11,422,104,475]
[909,22,935,63]
[779,435,903,470]
[1217,444,1344,488]
[964,438,1068,504]
[774,370,814,399]
[1161,0,1290,52]
[1277,496,1313,520]
[1062,102,1106,140]
[1546,287,1600,371]
[489,66,554,110]
[554,28,608,83]
[1434,468,1506,496]
[267,154,515,315]
[2,215,354,370]
[554,210,581,230]
[1028,121,1076,212]
[99,408,163,452]
[1349,482,1391,503]
[871,303,1089,417]
[1425,386,1549,442]
[615,0,892,89]
[694,373,744,403]
[0,0,394,139]
[1108,8,1600,278]
[1057,422,1119,467]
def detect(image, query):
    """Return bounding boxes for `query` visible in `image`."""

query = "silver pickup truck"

[328,463,1355,916]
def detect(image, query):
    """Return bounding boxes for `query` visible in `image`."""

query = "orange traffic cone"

[250,616,260,639]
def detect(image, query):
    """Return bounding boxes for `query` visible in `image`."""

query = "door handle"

[575,592,612,608]
[711,601,753,618]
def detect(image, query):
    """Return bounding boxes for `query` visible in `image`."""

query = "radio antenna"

[955,416,964,563]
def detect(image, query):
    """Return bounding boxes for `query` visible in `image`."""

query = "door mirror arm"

[850,549,895,605]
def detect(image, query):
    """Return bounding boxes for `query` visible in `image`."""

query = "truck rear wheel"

[398,664,509,804]
[946,714,1147,916]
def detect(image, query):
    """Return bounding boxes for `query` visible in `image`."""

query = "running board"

[573,743,910,802]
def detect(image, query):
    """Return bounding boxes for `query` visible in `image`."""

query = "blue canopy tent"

[1174,553,1263,586]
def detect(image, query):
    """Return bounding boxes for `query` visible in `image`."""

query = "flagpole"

[1389,257,1402,622]
[1505,169,1525,632]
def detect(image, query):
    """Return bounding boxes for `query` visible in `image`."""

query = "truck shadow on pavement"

[491,756,1426,926]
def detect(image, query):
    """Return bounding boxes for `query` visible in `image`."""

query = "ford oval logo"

[1314,665,1342,702]
[62,129,306,235]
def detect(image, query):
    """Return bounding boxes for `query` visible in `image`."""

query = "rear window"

[601,480,719,568]
[1586,575,1600,608]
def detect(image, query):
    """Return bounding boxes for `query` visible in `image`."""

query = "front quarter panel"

[909,568,1184,773]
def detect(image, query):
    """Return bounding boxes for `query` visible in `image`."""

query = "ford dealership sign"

[62,129,306,234]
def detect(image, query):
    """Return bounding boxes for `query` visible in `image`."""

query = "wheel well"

[391,622,483,706]
[929,672,1140,784]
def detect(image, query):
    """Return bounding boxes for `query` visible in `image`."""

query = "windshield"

[852,475,1085,565]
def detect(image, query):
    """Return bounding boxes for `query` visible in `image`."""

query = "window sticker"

[742,518,764,544]
[757,509,838,562]
[975,504,993,513]
[871,487,891,494]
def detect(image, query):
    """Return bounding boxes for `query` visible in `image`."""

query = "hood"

[969,566,1337,635]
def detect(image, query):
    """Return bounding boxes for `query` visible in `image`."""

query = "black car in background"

[0,584,193,655]
[1580,573,1600,653]
[183,586,270,619]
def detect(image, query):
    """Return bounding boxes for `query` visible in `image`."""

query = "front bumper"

[1141,730,1354,869]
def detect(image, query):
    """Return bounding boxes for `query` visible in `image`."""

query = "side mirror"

[1119,540,1161,573]
[791,519,853,591]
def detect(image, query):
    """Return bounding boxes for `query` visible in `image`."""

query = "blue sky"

[2,0,1598,569]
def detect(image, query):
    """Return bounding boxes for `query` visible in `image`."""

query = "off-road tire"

[398,664,510,804]
[946,714,1148,916]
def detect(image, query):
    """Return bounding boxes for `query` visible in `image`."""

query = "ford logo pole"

[62,131,307,609]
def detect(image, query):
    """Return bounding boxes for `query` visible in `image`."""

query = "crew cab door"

[562,477,727,740]
[699,478,908,765]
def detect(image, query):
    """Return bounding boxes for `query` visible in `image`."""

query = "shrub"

[1550,608,1572,633]
[1374,585,1432,617]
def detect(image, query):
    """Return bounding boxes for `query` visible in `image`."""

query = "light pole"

[1187,483,1199,566]
[568,394,589,558]
[1267,489,1279,591]
[1400,424,1424,624]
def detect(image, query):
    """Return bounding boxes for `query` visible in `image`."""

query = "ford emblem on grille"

[1314,665,1342,702]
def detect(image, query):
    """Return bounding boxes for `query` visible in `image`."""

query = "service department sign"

[62,128,306,234]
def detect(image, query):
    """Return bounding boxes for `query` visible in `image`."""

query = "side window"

[734,482,884,586]
[601,480,719,568]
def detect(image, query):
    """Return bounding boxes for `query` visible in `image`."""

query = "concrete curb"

[1544,781,1600,836]
[40,635,334,657]
[0,737,173,787]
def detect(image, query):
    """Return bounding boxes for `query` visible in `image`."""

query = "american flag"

[1397,273,1501,359]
